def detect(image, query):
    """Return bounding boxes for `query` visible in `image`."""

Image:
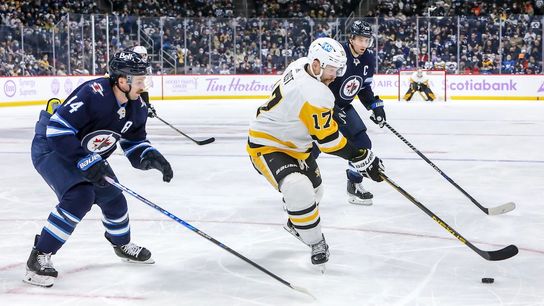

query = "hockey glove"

[141,150,173,182]
[141,92,156,118]
[349,149,385,182]
[369,96,386,128]
[77,154,112,187]
[146,102,157,118]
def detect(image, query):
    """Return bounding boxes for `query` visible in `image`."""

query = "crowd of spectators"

[1,0,543,76]
[252,0,359,19]
[375,0,543,74]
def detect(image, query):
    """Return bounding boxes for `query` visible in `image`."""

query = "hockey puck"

[481,278,494,283]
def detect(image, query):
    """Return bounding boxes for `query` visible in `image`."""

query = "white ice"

[0,99,543,306]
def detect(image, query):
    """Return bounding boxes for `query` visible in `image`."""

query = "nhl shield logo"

[81,130,121,155]
[340,75,363,100]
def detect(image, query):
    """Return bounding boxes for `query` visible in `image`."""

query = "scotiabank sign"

[446,75,543,99]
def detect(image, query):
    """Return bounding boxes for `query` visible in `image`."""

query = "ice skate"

[23,235,58,287]
[311,235,329,273]
[106,235,154,264]
[347,180,373,205]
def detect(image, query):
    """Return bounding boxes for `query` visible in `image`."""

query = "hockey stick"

[380,173,518,261]
[104,177,313,298]
[383,122,515,215]
[154,115,215,145]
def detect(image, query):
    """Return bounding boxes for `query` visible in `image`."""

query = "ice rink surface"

[0,99,543,306]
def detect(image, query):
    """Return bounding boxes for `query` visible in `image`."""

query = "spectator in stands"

[502,54,516,73]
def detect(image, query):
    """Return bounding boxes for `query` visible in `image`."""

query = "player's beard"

[322,76,335,86]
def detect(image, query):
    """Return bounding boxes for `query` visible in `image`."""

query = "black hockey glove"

[77,154,112,187]
[146,102,157,118]
[349,149,385,182]
[369,96,386,128]
[141,150,173,182]
[140,92,156,118]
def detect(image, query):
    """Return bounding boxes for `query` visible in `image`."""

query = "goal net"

[398,69,447,101]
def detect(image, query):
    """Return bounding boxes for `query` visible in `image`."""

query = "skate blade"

[120,257,155,264]
[348,197,373,206]
[23,271,55,287]
[283,224,309,247]
[314,263,326,274]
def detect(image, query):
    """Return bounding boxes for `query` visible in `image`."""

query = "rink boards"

[0,73,543,107]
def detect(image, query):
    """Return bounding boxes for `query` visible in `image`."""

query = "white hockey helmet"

[132,45,148,61]
[307,37,347,81]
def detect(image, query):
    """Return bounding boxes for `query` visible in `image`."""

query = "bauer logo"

[340,75,363,100]
[4,80,16,97]
[81,130,121,155]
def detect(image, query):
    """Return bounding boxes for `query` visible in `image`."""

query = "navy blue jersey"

[46,77,154,169]
[328,42,376,109]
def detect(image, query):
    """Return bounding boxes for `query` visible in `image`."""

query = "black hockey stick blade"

[478,244,519,261]
[381,173,519,261]
[196,137,215,145]
[155,115,215,146]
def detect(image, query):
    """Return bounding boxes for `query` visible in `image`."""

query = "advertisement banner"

[446,75,544,100]
[1,74,542,107]
[161,75,278,99]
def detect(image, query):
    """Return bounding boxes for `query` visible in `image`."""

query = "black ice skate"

[347,180,373,205]
[311,235,329,273]
[106,235,154,264]
[23,235,58,287]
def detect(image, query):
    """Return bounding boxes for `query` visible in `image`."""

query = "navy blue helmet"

[108,50,149,82]
[349,20,372,38]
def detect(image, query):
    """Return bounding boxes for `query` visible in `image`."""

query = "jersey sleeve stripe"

[50,113,79,133]
[319,136,347,153]
[311,130,340,144]
[123,142,151,156]
[140,147,157,159]
[46,126,76,137]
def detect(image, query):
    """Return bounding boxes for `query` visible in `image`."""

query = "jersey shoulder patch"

[89,81,105,96]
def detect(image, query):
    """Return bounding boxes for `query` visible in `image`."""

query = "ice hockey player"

[247,37,385,270]
[323,20,387,206]
[24,50,174,287]
[132,45,157,117]
[403,69,436,101]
